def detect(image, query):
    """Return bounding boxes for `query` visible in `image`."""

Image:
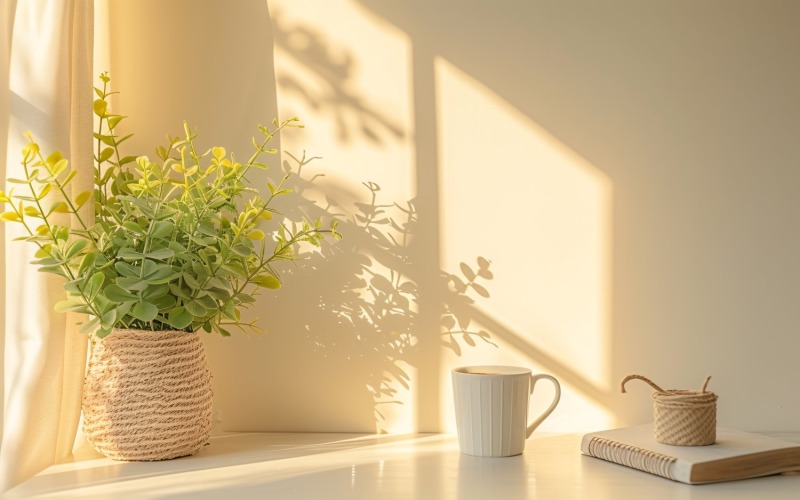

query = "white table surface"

[4,431,800,499]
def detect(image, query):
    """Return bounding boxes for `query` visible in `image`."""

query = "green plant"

[0,72,339,338]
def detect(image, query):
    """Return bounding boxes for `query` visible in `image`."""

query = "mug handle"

[526,374,561,438]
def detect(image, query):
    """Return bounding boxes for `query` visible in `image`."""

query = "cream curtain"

[0,0,94,492]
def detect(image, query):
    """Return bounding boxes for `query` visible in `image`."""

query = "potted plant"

[0,73,339,460]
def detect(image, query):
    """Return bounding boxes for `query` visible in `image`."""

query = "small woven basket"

[622,374,718,446]
[82,328,213,460]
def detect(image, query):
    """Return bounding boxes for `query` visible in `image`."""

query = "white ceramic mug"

[452,366,561,457]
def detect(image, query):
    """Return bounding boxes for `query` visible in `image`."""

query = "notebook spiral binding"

[586,436,678,480]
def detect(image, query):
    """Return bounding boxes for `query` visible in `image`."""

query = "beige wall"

[99,0,800,434]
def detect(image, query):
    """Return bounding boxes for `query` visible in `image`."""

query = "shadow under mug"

[452,366,561,457]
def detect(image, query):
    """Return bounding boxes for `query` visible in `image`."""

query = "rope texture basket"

[82,328,213,460]
[621,374,718,446]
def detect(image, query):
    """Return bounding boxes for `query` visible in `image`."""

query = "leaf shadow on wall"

[348,0,626,422]
[272,9,404,146]
[206,153,495,433]
[266,1,625,427]
[201,11,498,433]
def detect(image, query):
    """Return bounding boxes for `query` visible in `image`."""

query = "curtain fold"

[0,0,93,492]
[0,0,15,461]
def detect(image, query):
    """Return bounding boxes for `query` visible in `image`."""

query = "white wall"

[100,0,800,434]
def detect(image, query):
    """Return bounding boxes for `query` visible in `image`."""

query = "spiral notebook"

[581,424,800,484]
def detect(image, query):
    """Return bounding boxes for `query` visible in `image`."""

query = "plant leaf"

[183,274,202,290]
[114,261,140,278]
[101,308,116,327]
[130,301,158,322]
[185,300,206,317]
[24,207,41,217]
[116,277,149,291]
[222,300,237,320]
[93,99,107,117]
[122,221,145,235]
[85,272,105,302]
[197,295,217,311]
[103,284,138,302]
[36,184,52,200]
[65,239,88,260]
[107,115,125,130]
[221,264,247,279]
[168,283,190,298]
[253,275,281,289]
[167,307,193,329]
[54,299,88,313]
[231,244,251,257]
[51,159,69,176]
[78,253,97,275]
[246,229,265,240]
[75,191,92,207]
[235,293,255,304]
[144,247,174,260]
[151,220,174,239]
[79,316,101,334]
[98,147,114,162]
[49,202,70,214]
[64,278,82,294]
[95,326,113,338]
[141,284,169,301]
[117,248,145,260]
[145,267,177,284]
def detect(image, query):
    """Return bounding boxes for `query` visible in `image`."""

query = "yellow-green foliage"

[0,72,339,337]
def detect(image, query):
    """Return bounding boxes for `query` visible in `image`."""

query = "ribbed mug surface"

[452,366,531,457]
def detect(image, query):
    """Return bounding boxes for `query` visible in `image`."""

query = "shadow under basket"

[622,374,718,446]
[82,328,213,461]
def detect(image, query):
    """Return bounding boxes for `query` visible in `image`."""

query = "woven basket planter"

[82,328,213,461]
[622,374,718,447]
[652,389,717,446]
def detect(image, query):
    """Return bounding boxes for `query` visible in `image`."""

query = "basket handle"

[621,374,666,394]
[621,374,713,394]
